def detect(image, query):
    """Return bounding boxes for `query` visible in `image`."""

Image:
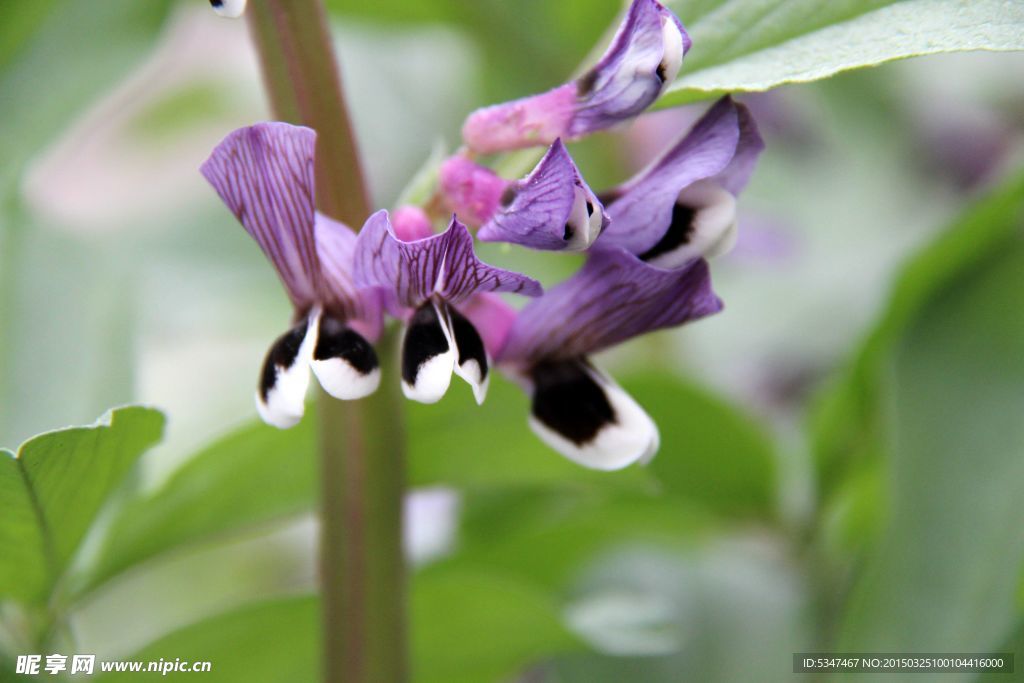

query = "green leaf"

[627,372,776,517]
[96,570,579,682]
[80,419,316,596]
[837,228,1024,652]
[454,490,711,591]
[812,170,1024,494]
[658,0,1024,107]
[413,568,583,683]
[93,597,318,682]
[0,407,164,604]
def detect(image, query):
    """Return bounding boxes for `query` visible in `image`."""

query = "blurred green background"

[1,1,1023,681]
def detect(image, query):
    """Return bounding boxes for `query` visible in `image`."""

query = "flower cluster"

[202,0,763,469]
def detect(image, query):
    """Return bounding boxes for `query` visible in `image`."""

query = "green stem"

[246,3,407,682]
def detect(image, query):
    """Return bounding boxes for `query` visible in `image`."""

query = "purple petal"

[314,213,383,341]
[438,156,510,226]
[201,122,322,310]
[714,100,765,194]
[478,140,609,251]
[353,209,444,309]
[599,96,743,256]
[437,217,543,303]
[353,211,542,309]
[569,0,689,137]
[498,246,721,364]
[462,0,688,153]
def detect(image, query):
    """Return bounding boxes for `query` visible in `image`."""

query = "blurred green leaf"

[326,0,622,101]
[628,372,776,516]
[812,170,1024,494]
[659,0,1024,107]
[0,0,172,193]
[837,196,1024,653]
[94,596,318,682]
[0,0,172,446]
[0,407,164,605]
[413,568,583,683]
[454,489,711,591]
[81,419,316,596]
[96,569,579,682]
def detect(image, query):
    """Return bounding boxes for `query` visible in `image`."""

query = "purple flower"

[353,211,542,405]
[600,96,765,268]
[440,139,609,251]
[489,247,722,470]
[201,122,382,428]
[462,0,689,153]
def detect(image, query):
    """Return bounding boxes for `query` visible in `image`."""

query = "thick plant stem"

[247,0,370,223]
[246,2,407,682]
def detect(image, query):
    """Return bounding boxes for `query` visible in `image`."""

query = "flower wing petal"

[499,246,721,364]
[601,97,742,256]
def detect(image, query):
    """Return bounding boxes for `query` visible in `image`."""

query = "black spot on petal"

[638,202,696,262]
[563,223,574,241]
[209,0,224,7]
[655,61,668,84]
[500,185,518,208]
[586,200,595,217]
[448,306,488,381]
[259,322,308,401]
[576,68,599,97]
[402,303,451,386]
[531,359,615,445]
[314,314,378,375]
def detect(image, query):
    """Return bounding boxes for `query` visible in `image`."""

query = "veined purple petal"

[499,246,721,365]
[478,140,609,251]
[436,216,543,303]
[599,97,755,260]
[353,211,541,310]
[439,156,510,226]
[201,123,321,310]
[462,0,688,153]
[314,213,383,341]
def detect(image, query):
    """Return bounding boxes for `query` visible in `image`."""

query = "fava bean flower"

[201,123,382,428]
[353,211,541,404]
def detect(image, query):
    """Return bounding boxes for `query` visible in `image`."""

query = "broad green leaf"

[837,215,1024,653]
[658,0,1024,107]
[0,407,164,604]
[628,373,776,517]
[96,570,579,682]
[80,419,316,596]
[812,170,1024,494]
